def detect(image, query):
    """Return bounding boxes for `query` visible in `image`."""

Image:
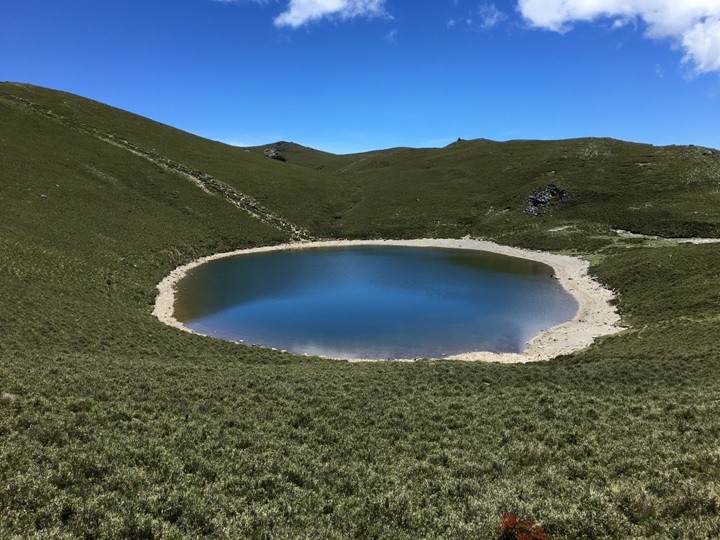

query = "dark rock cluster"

[524,184,577,216]
[263,147,286,162]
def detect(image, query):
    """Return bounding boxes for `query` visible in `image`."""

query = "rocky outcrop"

[263,147,286,162]
[524,184,577,216]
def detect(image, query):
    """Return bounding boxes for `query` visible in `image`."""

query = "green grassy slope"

[0,83,350,236]
[245,141,356,172]
[251,133,720,244]
[1,83,719,539]
[326,138,720,242]
[0,90,288,351]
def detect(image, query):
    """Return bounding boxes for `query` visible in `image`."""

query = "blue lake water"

[174,246,578,359]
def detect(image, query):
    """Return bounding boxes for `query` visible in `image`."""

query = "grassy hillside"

[1,83,719,539]
[0,83,350,237]
[255,136,720,243]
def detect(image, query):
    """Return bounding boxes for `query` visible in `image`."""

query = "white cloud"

[274,0,386,28]
[517,0,720,74]
[682,16,720,73]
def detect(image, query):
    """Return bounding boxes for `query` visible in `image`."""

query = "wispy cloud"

[517,0,720,74]
[448,3,507,32]
[212,0,271,4]
[476,3,506,30]
[212,0,386,28]
[274,0,387,28]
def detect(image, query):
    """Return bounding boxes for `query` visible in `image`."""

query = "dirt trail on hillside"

[613,229,720,245]
[2,94,312,241]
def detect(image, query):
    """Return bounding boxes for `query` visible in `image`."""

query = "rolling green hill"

[1,82,719,539]
[253,134,720,243]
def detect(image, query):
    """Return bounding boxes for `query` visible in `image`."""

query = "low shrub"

[497,513,549,540]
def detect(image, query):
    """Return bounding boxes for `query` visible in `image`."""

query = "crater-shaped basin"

[173,246,578,360]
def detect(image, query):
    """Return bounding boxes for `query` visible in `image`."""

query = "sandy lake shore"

[153,238,624,363]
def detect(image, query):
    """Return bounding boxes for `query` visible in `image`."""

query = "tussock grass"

[1,82,719,539]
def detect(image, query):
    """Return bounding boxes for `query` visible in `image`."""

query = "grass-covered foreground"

[1,83,719,539]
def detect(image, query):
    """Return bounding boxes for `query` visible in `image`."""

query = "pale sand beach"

[153,238,624,363]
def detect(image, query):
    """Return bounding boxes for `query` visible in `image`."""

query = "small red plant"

[497,513,549,540]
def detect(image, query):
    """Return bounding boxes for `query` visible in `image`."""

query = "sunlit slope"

[249,135,720,244]
[320,138,720,243]
[0,83,348,236]
[5,82,719,246]
[2,83,720,539]
[0,92,286,351]
[245,141,357,172]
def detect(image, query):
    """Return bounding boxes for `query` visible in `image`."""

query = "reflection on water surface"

[175,246,577,359]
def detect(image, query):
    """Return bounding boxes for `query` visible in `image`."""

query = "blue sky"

[3,0,720,154]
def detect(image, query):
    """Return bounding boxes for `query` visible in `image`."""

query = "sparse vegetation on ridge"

[1,82,719,539]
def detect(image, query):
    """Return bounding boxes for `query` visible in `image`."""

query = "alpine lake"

[173,246,578,360]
